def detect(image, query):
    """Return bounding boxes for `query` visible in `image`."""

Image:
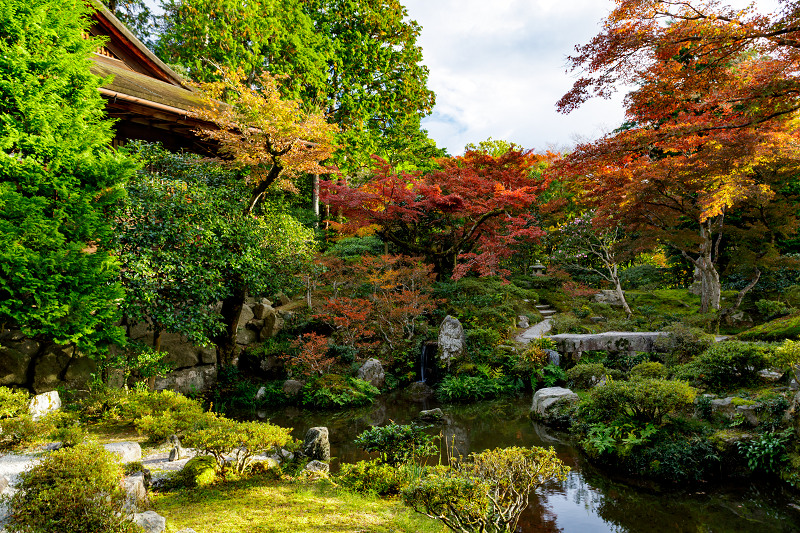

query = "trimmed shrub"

[771,340,800,384]
[0,415,38,451]
[0,387,29,418]
[653,323,715,366]
[5,443,138,533]
[675,341,773,391]
[354,422,439,466]
[583,378,697,424]
[630,361,668,380]
[738,313,800,342]
[566,363,608,390]
[337,460,408,495]
[179,455,218,487]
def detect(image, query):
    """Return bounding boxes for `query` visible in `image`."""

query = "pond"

[257,392,800,533]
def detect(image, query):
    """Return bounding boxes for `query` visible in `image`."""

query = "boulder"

[181,456,217,487]
[122,472,148,512]
[62,355,97,390]
[530,387,579,428]
[518,315,530,329]
[32,344,74,393]
[549,332,668,361]
[357,358,385,388]
[305,460,330,474]
[302,427,330,461]
[277,292,292,306]
[282,379,304,396]
[545,349,561,367]
[103,442,142,463]
[28,391,61,421]
[154,332,201,370]
[405,381,434,401]
[593,289,625,306]
[737,404,759,427]
[416,408,445,424]
[253,301,275,320]
[198,346,217,365]
[132,511,166,533]
[236,328,258,346]
[238,304,255,327]
[0,345,32,387]
[154,365,217,395]
[710,397,737,420]
[259,311,284,340]
[260,356,279,374]
[438,316,466,369]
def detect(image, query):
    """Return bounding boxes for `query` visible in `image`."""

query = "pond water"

[257,392,800,533]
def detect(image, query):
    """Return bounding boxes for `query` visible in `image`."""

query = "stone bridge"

[548,331,668,361]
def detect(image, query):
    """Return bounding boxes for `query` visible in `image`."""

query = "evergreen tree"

[0,0,134,352]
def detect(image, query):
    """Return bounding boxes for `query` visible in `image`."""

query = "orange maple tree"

[555,0,800,313]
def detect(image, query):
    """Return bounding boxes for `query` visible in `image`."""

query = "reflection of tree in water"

[519,492,562,533]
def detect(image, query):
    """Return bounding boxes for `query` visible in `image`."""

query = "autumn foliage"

[321,149,549,279]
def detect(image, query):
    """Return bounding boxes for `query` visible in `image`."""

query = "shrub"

[435,374,518,403]
[620,264,670,290]
[653,323,715,366]
[676,341,773,391]
[354,422,439,466]
[0,415,39,451]
[337,460,409,495]
[0,387,29,419]
[630,361,668,380]
[738,313,800,342]
[771,340,800,384]
[5,443,138,533]
[133,392,208,442]
[737,431,791,474]
[403,446,569,533]
[755,299,792,319]
[549,313,589,335]
[179,455,218,487]
[566,363,608,389]
[301,375,379,409]
[583,378,696,424]
[181,416,293,475]
[534,363,567,389]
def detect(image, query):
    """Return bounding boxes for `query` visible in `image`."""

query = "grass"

[151,475,445,533]
[738,313,800,341]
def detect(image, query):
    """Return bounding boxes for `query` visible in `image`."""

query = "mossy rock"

[738,313,800,341]
[181,455,218,487]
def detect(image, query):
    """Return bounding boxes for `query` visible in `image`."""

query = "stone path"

[516,304,555,344]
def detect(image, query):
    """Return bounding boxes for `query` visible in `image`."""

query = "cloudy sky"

[403,0,626,155]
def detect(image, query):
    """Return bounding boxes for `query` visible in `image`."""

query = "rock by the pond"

[405,381,434,401]
[282,379,304,396]
[357,358,385,388]
[28,391,61,421]
[255,386,268,401]
[132,511,166,533]
[302,427,330,461]
[530,387,579,428]
[104,442,142,462]
[122,472,148,512]
[438,316,466,369]
[416,408,445,423]
[305,460,330,474]
[518,315,530,328]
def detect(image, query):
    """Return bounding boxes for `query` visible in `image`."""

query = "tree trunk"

[312,173,320,227]
[215,284,246,368]
[612,274,632,317]
[697,223,721,314]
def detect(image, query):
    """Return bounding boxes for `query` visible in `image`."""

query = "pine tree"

[0,0,134,352]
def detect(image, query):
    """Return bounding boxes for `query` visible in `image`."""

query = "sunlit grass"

[152,475,445,533]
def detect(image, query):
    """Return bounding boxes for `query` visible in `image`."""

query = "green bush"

[0,415,39,451]
[133,392,208,442]
[737,431,791,474]
[653,323,715,366]
[582,378,697,424]
[179,455,218,487]
[620,264,671,290]
[771,340,800,384]
[354,422,439,466]
[549,313,589,335]
[323,235,384,258]
[403,446,569,533]
[301,375,379,409]
[755,299,792,319]
[5,443,139,533]
[467,327,503,360]
[630,361,668,380]
[535,363,567,389]
[435,374,519,403]
[337,460,409,495]
[675,341,773,391]
[0,387,29,418]
[181,416,293,474]
[566,363,608,389]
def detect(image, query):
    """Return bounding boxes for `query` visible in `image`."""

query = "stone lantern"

[531,263,546,276]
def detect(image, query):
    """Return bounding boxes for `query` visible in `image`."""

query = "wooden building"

[88,1,215,155]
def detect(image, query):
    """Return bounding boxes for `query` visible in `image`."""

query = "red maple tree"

[321,149,549,279]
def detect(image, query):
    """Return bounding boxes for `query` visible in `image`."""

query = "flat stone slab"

[548,331,668,354]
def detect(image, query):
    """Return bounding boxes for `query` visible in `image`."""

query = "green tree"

[99,0,154,45]
[117,144,317,366]
[0,0,134,353]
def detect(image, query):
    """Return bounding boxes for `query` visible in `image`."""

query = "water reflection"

[258,392,800,532]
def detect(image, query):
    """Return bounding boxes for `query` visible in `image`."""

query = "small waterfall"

[419,342,437,382]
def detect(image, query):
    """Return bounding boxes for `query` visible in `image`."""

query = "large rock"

[530,387,579,428]
[132,511,166,533]
[28,391,61,421]
[0,345,31,387]
[304,460,330,474]
[302,427,330,461]
[549,332,668,361]
[104,442,142,463]
[259,310,284,340]
[32,344,74,393]
[593,289,625,306]
[62,356,97,390]
[122,473,148,512]
[198,346,217,365]
[253,301,275,320]
[238,304,255,327]
[154,365,217,395]
[416,408,445,424]
[438,316,466,369]
[236,328,258,345]
[518,315,530,328]
[282,379,304,396]
[357,358,385,388]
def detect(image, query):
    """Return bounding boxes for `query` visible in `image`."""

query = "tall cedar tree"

[156,0,440,174]
[555,0,800,313]
[0,0,134,351]
[321,150,548,280]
